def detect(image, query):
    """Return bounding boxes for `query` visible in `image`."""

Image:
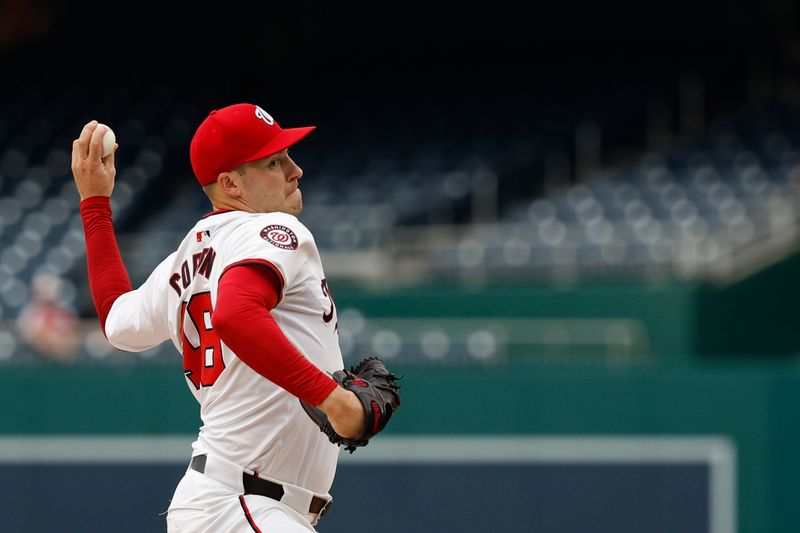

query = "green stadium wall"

[3,258,800,532]
[0,360,798,532]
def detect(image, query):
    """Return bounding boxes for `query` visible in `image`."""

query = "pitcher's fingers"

[71,139,80,171]
[88,123,107,160]
[76,120,99,159]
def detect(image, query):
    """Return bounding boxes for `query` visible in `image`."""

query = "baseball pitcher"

[70,103,400,532]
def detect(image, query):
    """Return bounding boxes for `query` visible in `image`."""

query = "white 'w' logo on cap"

[254,106,275,125]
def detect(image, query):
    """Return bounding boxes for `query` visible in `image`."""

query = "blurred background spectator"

[15,271,79,362]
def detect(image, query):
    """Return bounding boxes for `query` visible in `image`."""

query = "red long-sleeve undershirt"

[79,196,133,333]
[214,265,337,406]
[79,196,337,406]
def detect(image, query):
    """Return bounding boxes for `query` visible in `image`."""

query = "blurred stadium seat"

[1,23,799,368]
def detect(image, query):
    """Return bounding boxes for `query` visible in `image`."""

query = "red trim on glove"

[79,196,133,335]
[214,264,338,406]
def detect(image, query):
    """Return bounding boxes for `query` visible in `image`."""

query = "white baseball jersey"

[104,210,343,496]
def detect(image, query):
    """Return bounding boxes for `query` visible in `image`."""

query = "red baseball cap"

[190,103,316,186]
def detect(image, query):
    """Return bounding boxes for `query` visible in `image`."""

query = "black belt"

[190,454,332,517]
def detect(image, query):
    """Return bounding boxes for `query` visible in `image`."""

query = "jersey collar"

[202,208,235,218]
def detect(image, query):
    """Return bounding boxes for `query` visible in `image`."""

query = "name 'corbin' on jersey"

[169,245,217,297]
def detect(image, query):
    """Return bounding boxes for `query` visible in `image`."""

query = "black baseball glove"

[300,356,402,453]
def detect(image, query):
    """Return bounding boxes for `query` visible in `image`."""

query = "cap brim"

[243,126,317,164]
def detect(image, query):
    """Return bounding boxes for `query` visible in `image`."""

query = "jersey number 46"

[180,292,224,389]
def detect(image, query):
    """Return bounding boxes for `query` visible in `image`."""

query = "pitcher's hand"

[71,120,118,200]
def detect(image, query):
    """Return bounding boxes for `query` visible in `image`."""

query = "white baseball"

[98,123,116,157]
